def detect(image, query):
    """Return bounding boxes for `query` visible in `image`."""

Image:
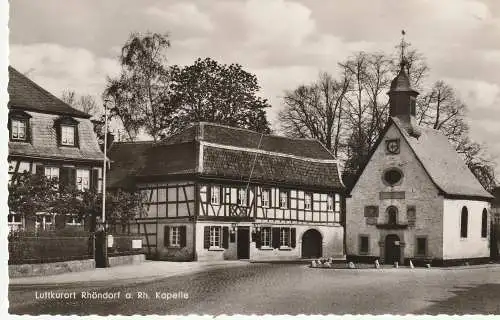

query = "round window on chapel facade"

[383,168,403,186]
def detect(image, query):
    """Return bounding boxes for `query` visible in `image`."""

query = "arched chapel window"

[460,206,468,238]
[481,209,488,238]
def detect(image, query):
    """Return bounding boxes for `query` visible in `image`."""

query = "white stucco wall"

[442,199,490,259]
[347,124,444,260]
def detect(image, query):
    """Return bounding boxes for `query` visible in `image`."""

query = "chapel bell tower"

[388,31,420,137]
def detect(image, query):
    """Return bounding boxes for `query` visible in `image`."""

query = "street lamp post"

[102,99,110,267]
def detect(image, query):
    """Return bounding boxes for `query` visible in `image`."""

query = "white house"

[346,60,494,266]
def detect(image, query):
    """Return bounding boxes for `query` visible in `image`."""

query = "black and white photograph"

[3,0,500,316]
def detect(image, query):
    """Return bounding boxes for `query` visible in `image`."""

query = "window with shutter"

[280,228,291,247]
[290,228,296,248]
[209,226,222,248]
[169,226,181,247]
[203,226,210,249]
[180,226,187,247]
[272,228,280,248]
[261,227,271,247]
[164,226,170,247]
[222,227,229,249]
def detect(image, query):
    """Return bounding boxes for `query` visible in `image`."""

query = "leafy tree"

[168,57,271,135]
[8,171,145,232]
[103,32,173,142]
[8,172,58,231]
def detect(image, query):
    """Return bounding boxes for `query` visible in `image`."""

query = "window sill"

[359,252,369,256]
[168,245,181,249]
[279,246,292,251]
[259,246,273,251]
[208,247,225,251]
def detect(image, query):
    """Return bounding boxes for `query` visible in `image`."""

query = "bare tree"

[61,90,99,115]
[279,72,349,157]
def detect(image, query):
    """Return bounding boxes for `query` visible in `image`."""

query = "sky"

[7,0,500,174]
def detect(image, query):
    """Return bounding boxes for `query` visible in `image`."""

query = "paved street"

[9,263,500,315]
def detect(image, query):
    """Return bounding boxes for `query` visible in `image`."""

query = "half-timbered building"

[7,66,104,231]
[108,122,346,261]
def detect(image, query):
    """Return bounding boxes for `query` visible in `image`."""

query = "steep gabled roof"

[163,122,335,160]
[392,118,493,200]
[8,66,90,118]
[350,117,493,200]
[109,122,345,191]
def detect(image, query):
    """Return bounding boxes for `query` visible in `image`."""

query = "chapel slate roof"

[8,66,90,118]
[392,117,493,200]
[108,123,344,191]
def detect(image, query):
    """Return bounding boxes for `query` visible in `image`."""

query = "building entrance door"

[237,227,250,259]
[301,229,323,259]
[384,234,401,265]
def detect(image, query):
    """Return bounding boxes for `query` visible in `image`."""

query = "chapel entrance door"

[384,234,401,265]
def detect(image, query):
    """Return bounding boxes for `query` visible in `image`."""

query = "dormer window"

[9,110,31,142]
[11,119,27,141]
[54,116,79,147]
[61,125,75,146]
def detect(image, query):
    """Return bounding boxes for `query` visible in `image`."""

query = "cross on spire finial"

[399,30,408,68]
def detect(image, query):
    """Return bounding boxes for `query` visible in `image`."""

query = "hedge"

[8,229,143,265]
[8,230,93,265]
